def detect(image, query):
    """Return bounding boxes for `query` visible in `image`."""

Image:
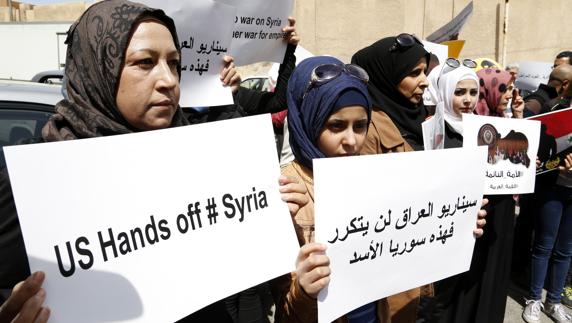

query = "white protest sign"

[4,115,299,323]
[139,0,235,107]
[515,61,552,92]
[463,114,541,194]
[422,40,449,67]
[215,0,294,66]
[314,147,487,323]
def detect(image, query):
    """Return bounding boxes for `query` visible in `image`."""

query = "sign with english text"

[463,114,540,194]
[215,0,294,66]
[313,147,487,323]
[4,115,299,323]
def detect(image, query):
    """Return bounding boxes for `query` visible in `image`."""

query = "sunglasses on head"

[389,33,423,52]
[437,57,478,84]
[445,57,477,69]
[303,64,369,98]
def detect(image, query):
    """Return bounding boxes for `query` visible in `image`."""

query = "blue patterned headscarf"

[287,56,372,170]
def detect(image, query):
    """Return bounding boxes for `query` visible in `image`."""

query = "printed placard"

[314,147,487,323]
[216,0,294,66]
[4,115,299,323]
[463,114,541,194]
[139,0,236,107]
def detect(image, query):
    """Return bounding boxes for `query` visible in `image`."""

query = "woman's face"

[452,79,479,117]
[397,57,429,105]
[116,20,181,131]
[496,80,515,114]
[317,106,369,158]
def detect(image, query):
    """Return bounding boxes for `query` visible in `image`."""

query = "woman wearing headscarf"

[475,68,524,118]
[438,61,480,148]
[417,61,486,322]
[351,34,430,153]
[349,35,432,323]
[460,68,522,323]
[351,38,487,323]
[0,1,307,322]
[271,55,392,323]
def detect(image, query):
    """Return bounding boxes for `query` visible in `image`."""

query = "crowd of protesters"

[1,1,572,323]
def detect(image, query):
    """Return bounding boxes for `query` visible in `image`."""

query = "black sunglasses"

[303,64,369,98]
[389,33,423,52]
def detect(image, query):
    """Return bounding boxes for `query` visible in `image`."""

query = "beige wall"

[32,2,89,22]
[1,1,569,69]
[292,0,572,66]
[0,1,88,22]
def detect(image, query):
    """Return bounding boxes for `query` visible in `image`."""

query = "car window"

[39,76,64,85]
[0,105,53,169]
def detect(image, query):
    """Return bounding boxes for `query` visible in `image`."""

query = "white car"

[0,80,63,167]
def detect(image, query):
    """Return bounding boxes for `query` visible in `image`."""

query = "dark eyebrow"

[128,48,180,58]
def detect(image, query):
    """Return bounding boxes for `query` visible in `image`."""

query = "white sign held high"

[139,0,236,107]
[215,0,294,66]
[463,114,541,194]
[4,115,299,323]
[313,147,487,323]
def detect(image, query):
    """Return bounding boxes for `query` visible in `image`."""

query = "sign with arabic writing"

[514,61,552,92]
[139,0,236,107]
[215,0,294,66]
[313,147,487,323]
[4,115,299,323]
[463,114,541,194]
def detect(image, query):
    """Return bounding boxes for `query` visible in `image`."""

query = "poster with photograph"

[463,114,541,194]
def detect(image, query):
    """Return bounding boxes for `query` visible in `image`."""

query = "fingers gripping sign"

[279,175,309,218]
[473,198,488,238]
[220,55,241,94]
[296,243,330,299]
[0,271,50,323]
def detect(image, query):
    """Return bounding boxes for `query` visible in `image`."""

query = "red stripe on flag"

[528,107,572,138]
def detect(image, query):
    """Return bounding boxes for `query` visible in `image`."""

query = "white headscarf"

[436,64,479,135]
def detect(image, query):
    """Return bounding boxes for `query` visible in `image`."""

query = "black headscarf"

[351,37,429,150]
[42,0,188,141]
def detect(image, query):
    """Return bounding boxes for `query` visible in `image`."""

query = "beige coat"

[361,107,434,323]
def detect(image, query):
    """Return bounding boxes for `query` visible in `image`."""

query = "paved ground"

[504,281,572,323]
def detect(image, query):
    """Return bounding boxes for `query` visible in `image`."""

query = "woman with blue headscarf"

[271,55,391,323]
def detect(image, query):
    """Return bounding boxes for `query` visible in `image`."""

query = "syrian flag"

[528,107,572,174]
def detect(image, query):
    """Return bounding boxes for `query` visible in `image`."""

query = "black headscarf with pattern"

[42,0,188,141]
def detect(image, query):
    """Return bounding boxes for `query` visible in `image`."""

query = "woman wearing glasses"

[349,34,433,323]
[271,56,392,323]
[351,33,430,154]
[350,36,487,323]
[418,59,484,322]
[436,58,480,149]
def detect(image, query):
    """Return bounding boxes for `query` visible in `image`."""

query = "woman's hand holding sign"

[0,272,50,323]
[296,243,330,299]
